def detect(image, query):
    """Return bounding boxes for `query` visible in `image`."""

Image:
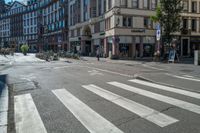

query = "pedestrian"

[96,47,100,61]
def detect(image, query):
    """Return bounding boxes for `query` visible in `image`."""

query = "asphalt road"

[1,57,200,133]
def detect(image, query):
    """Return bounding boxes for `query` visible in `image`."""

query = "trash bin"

[194,50,200,65]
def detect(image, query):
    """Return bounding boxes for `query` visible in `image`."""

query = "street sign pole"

[156,23,161,53]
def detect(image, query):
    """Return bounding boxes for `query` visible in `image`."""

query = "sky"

[5,0,24,4]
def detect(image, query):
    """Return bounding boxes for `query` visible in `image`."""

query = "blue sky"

[5,0,22,4]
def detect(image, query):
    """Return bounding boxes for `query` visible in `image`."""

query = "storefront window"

[143,44,154,57]
[119,43,129,57]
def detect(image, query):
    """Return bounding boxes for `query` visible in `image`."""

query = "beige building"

[68,0,200,59]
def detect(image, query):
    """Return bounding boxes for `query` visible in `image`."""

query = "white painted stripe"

[108,82,200,115]
[52,89,123,133]
[83,85,178,127]
[166,73,200,82]
[129,79,200,99]
[14,94,47,133]
[183,75,194,78]
[142,64,164,71]
[80,66,133,78]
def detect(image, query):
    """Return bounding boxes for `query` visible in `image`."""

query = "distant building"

[23,0,39,52]
[0,0,68,52]
[38,0,67,52]
[0,0,6,14]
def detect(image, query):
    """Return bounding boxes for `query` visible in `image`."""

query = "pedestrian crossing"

[14,79,200,133]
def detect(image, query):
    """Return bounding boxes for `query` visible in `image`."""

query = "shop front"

[190,37,200,57]
[142,36,156,57]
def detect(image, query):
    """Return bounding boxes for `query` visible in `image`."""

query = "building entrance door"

[85,41,91,56]
[182,39,188,56]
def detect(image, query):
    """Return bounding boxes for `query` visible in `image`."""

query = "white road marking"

[14,94,47,133]
[108,82,200,115]
[88,70,103,76]
[81,66,133,78]
[52,89,123,133]
[129,79,200,99]
[142,64,164,71]
[83,85,178,127]
[183,75,194,78]
[165,73,200,82]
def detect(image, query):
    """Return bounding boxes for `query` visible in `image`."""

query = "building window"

[120,0,127,7]
[94,22,100,33]
[123,16,132,27]
[108,0,112,9]
[144,17,152,28]
[192,19,197,31]
[71,30,74,37]
[105,17,111,30]
[183,19,188,29]
[183,1,188,12]
[143,0,149,9]
[192,1,197,13]
[77,28,81,36]
[151,0,157,10]
[132,0,138,8]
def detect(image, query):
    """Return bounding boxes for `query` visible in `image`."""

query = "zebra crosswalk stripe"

[165,73,200,82]
[82,84,178,127]
[52,89,123,133]
[129,79,200,99]
[14,94,47,133]
[108,82,200,115]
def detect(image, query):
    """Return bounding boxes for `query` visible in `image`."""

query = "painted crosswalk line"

[165,73,200,82]
[52,89,123,133]
[129,79,200,99]
[82,84,178,127]
[14,94,47,133]
[108,82,200,115]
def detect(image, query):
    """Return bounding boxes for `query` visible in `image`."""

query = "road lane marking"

[80,66,133,78]
[142,64,164,71]
[165,73,200,82]
[88,70,104,76]
[14,94,47,133]
[52,89,123,133]
[129,79,200,99]
[83,84,178,127]
[108,82,200,115]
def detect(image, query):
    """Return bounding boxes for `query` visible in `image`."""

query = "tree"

[159,0,183,43]
[150,5,162,23]
[21,44,29,56]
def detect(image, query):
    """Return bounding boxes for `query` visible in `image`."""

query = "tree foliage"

[151,0,183,43]
[21,44,29,56]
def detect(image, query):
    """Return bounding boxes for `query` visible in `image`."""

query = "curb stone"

[0,81,8,133]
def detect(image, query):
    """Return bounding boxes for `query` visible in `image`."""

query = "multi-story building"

[0,15,10,47]
[23,0,39,52]
[180,0,200,57]
[0,0,68,52]
[0,0,6,14]
[68,0,200,59]
[39,0,67,52]
[3,1,26,51]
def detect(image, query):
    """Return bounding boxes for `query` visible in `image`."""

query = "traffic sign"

[156,23,160,30]
[156,30,161,41]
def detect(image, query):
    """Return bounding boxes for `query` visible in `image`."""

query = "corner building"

[68,0,158,58]
[68,0,200,59]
